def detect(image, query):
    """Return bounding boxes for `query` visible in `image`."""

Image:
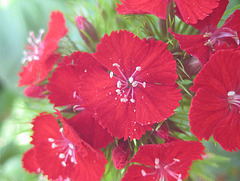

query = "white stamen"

[228,91,235,96]
[51,143,57,149]
[117,80,122,88]
[60,128,64,133]
[142,82,146,88]
[68,149,73,156]
[69,143,74,149]
[136,66,141,71]
[110,71,114,78]
[59,153,65,159]
[61,161,67,167]
[173,158,180,162]
[132,81,138,87]
[48,138,54,142]
[141,169,147,177]
[121,98,128,102]
[113,63,120,67]
[73,91,77,98]
[129,77,134,83]
[130,98,135,103]
[155,158,160,165]
[116,89,121,95]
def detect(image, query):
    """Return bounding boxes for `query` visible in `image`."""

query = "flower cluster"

[19,0,240,180]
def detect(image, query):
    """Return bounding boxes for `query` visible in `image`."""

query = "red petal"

[42,11,68,61]
[170,30,210,65]
[38,54,60,83]
[189,88,229,140]
[190,0,229,32]
[136,40,178,85]
[48,60,80,107]
[191,49,240,94]
[135,84,181,125]
[174,0,220,24]
[67,110,113,149]
[116,0,168,19]
[94,30,149,78]
[18,61,39,86]
[213,108,240,152]
[22,148,40,174]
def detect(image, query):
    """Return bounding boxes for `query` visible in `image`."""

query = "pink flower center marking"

[228,91,240,110]
[72,91,84,112]
[110,63,146,103]
[204,28,239,51]
[22,29,45,64]
[141,158,182,181]
[48,128,77,167]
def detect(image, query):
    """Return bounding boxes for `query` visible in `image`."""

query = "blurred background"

[0,0,240,180]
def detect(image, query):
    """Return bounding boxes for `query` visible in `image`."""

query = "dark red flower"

[121,141,204,181]
[23,111,107,180]
[19,11,68,86]
[171,0,240,65]
[79,30,181,140]
[116,0,219,24]
[112,140,131,169]
[189,49,240,151]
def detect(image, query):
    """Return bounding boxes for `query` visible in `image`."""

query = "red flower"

[19,11,68,86]
[112,140,131,169]
[22,111,107,180]
[79,30,181,140]
[122,141,204,181]
[189,49,240,151]
[171,0,240,65]
[116,0,219,24]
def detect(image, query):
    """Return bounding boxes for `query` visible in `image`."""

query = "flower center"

[228,91,240,109]
[204,28,239,51]
[141,158,182,181]
[48,128,77,167]
[22,29,45,64]
[110,63,146,103]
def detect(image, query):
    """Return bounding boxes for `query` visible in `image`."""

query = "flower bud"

[112,140,131,169]
[24,85,47,99]
[76,16,99,52]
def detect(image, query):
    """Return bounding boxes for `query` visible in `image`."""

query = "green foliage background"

[0,0,240,180]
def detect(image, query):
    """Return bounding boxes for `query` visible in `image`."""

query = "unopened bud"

[76,16,99,52]
[112,140,131,169]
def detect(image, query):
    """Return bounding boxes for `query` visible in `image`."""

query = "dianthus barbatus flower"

[121,141,205,181]
[19,11,68,86]
[171,0,240,65]
[22,112,107,180]
[116,0,219,24]
[79,30,181,140]
[189,49,240,151]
